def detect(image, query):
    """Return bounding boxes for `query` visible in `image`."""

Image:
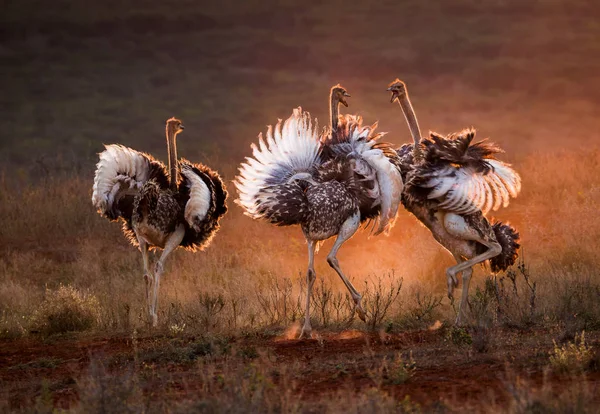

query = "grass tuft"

[31,285,101,335]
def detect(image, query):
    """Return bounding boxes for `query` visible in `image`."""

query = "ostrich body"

[92,118,228,326]
[236,87,403,338]
[387,80,521,324]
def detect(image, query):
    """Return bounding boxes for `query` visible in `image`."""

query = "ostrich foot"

[299,324,312,339]
[355,301,367,322]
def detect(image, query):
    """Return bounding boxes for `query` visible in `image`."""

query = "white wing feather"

[428,160,521,215]
[181,165,211,231]
[235,107,321,219]
[92,144,164,215]
[343,119,404,235]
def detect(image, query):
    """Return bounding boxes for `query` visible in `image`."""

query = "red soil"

[1,328,598,411]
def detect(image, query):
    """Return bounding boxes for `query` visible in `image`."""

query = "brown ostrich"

[387,79,521,324]
[92,117,227,326]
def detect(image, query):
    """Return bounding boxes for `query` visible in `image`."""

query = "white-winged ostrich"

[92,117,228,326]
[387,79,521,324]
[236,87,403,338]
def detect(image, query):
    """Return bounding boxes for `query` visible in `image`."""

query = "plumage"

[235,107,320,225]
[92,118,227,326]
[388,78,521,325]
[320,114,404,234]
[406,129,521,216]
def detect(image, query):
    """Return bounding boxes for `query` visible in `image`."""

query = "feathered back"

[320,115,404,235]
[407,129,521,215]
[423,128,503,173]
[92,144,168,220]
[235,107,321,225]
[179,160,228,251]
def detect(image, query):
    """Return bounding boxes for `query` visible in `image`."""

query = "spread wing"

[408,129,521,215]
[235,107,321,225]
[92,144,168,221]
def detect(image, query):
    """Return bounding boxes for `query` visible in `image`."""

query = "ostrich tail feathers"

[488,220,520,272]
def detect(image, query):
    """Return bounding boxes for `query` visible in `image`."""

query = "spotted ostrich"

[235,97,403,338]
[387,79,521,324]
[92,118,227,326]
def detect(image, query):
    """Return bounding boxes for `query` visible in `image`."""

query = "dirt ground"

[2,327,599,412]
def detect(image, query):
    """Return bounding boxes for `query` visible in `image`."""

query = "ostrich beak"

[180,125,185,130]
[387,88,399,103]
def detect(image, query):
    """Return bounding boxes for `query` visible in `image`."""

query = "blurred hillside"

[1,0,599,178]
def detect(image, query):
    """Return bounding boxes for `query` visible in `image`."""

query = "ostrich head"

[331,84,351,107]
[166,117,185,135]
[386,79,407,103]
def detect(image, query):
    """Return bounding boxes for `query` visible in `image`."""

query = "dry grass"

[2,145,599,338]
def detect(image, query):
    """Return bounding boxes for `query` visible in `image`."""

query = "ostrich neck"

[398,94,423,163]
[330,94,340,132]
[166,129,178,190]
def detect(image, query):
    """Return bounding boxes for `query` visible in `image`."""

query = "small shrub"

[370,352,416,386]
[198,292,226,330]
[384,352,416,385]
[255,276,300,326]
[446,326,472,347]
[396,288,443,330]
[0,310,26,339]
[31,285,100,335]
[362,272,403,330]
[549,331,593,373]
[492,258,538,328]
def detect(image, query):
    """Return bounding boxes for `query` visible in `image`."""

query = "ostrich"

[92,117,228,326]
[235,93,403,338]
[387,79,521,324]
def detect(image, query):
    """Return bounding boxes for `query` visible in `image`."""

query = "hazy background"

[2,0,599,171]
[1,0,599,329]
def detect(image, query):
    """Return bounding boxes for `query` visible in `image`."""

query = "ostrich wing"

[178,159,228,251]
[92,144,168,221]
[410,159,521,215]
[235,107,321,225]
[410,128,520,215]
[179,162,213,231]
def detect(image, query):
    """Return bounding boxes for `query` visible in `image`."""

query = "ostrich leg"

[150,225,185,327]
[443,213,501,325]
[135,233,154,323]
[300,239,317,339]
[326,212,366,321]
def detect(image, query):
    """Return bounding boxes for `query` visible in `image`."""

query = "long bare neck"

[330,93,340,132]
[398,93,423,163]
[166,127,178,190]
